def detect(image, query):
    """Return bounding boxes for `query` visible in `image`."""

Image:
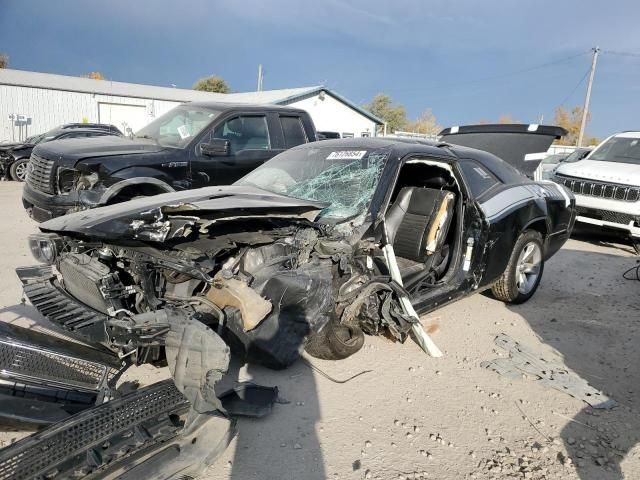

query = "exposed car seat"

[384,187,456,289]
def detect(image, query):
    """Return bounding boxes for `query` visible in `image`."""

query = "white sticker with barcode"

[326,150,367,160]
[177,125,191,140]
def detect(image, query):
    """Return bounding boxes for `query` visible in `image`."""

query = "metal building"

[0,68,382,142]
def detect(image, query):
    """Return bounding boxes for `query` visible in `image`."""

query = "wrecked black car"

[1,133,575,478]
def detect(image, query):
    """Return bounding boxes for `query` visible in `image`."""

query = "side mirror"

[200,138,230,157]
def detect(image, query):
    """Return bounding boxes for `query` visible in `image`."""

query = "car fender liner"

[98,177,175,205]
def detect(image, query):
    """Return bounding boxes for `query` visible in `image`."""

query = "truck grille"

[576,206,637,225]
[553,174,640,203]
[26,153,55,194]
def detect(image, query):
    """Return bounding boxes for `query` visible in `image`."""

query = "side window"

[280,116,307,148]
[213,115,270,154]
[459,159,501,198]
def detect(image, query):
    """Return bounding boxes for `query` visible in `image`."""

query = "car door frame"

[188,109,285,187]
[373,153,490,315]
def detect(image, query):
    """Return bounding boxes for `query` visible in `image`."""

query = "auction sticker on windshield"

[327,150,367,160]
[177,125,191,140]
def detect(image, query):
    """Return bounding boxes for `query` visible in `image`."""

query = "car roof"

[186,101,307,114]
[295,137,527,184]
[298,137,456,159]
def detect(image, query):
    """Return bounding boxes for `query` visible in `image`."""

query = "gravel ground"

[0,181,638,480]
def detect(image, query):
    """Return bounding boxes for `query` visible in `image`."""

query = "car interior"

[380,160,462,293]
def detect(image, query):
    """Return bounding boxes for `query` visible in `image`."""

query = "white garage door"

[98,103,148,135]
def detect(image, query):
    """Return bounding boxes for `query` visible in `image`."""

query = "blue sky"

[1,0,639,138]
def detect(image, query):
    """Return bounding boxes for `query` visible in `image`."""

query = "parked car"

[0,123,122,181]
[562,147,593,164]
[22,103,317,222]
[553,132,640,240]
[6,132,576,477]
[540,153,569,179]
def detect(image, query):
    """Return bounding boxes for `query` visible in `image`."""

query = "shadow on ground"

[506,235,639,479]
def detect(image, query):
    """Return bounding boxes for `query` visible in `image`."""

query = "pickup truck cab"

[553,131,640,239]
[22,102,317,222]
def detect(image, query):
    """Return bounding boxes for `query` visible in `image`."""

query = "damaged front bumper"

[1,265,280,478]
[22,183,104,223]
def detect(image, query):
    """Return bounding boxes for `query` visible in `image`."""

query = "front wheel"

[491,230,544,304]
[10,158,29,182]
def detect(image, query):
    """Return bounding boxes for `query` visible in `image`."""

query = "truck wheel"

[10,158,29,182]
[305,320,365,360]
[491,230,544,304]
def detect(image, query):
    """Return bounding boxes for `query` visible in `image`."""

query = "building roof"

[0,68,384,124]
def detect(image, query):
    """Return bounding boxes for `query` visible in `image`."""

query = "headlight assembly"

[76,172,99,190]
[28,233,63,265]
[56,167,78,194]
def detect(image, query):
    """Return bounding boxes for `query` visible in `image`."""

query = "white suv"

[553,131,640,239]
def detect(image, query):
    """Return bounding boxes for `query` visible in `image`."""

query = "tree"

[407,109,441,136]
[0,54,8,69]
[553,105,593,146]
[497,114,518,124]
[86,71,105,80]
[364,93,408,134]
[192,76,230,93]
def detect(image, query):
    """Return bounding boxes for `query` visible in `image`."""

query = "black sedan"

[2,132,575,478]
[0,123,121,181]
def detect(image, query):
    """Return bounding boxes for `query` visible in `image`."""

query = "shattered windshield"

[589,136,640,165]
[135,105,220,148]
[235,146,389,219]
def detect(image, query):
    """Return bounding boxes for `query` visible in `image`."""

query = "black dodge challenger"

[1,126,575,479]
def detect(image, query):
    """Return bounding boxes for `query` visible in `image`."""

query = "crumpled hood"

[33,136,168,166]
[39,185,325,241]
[555,159,640,186]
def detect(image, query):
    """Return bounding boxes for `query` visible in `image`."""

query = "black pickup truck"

[22,102,317,222]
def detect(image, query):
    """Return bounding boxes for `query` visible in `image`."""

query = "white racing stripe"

[480,186,536,220]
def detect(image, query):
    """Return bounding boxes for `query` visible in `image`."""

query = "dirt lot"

[0,181,638,480]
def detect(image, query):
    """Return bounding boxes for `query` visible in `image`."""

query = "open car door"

[439,124,567,177]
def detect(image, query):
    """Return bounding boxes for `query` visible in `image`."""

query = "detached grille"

[576,206,637,225]
[0,339,109,391]
[0,380,189,480]
[554,174,640,203]
[26,153,55,194]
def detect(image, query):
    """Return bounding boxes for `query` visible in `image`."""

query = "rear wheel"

[10,158,29,182]
[491,230,544,304]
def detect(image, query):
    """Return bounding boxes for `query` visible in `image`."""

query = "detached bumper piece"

[0,380,235,480]
[0,321,122,429]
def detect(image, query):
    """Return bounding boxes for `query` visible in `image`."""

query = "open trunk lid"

[439,124,567,177]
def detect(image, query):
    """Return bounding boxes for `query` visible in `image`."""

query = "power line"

[557,66,592,107]
[390,50,591,95]
[602,49,640,58]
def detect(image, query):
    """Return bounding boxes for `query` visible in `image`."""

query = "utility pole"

[257,64,263,92]
[577,46,599,147]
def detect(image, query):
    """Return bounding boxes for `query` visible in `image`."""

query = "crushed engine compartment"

[44,214,422,371]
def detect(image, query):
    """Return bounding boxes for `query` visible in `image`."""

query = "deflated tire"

[305,320,365,360]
